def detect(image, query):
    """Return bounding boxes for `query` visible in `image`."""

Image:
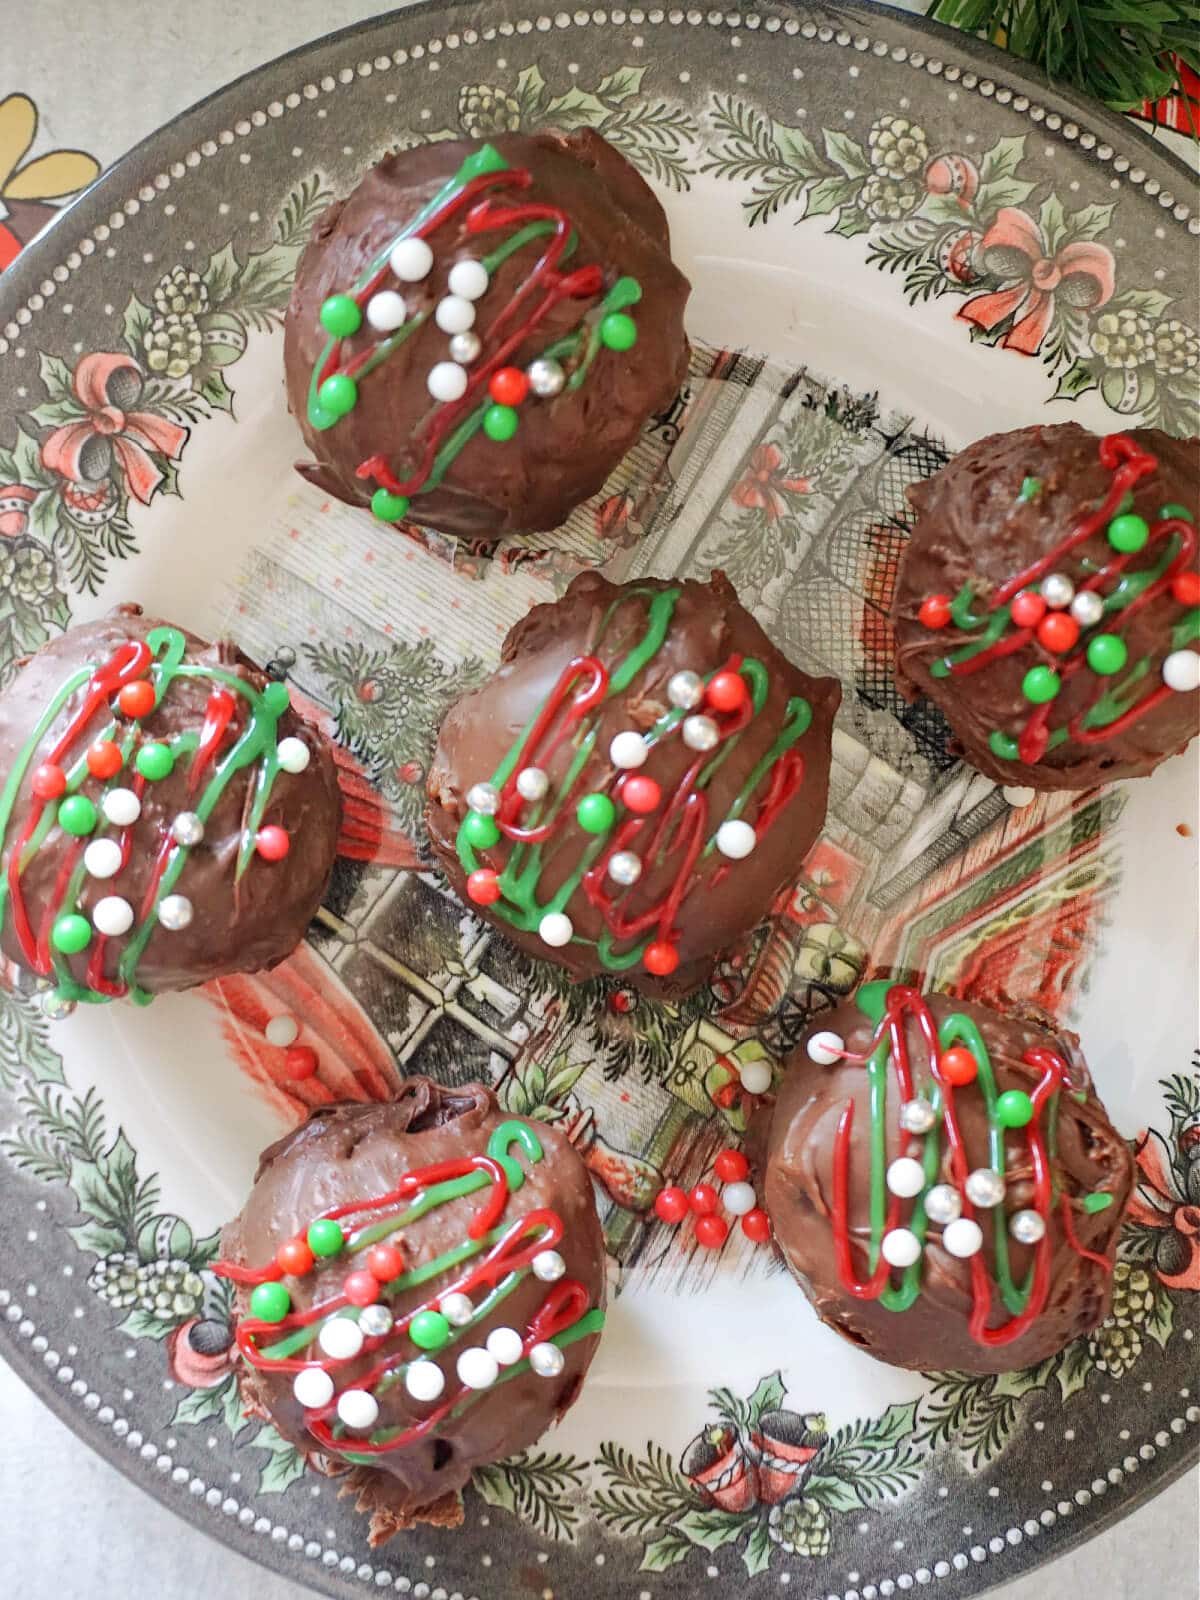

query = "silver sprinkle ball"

[682,714,720,752]
[667,670,704,711]
[171,811,205,848]
[1009,1207,1046,1245]
[41,990,77,1021]
[515,766,549,803]
[532,1249,566,1282]
[448,331,481,365]
[1040,572,1075,610]
[439,1292,474,1327]
[358,1304,394,1339]
[923,1183,963,1225]
[899,1098,937,1135]
[529,1341,565,1378]
[466,781,501,816]
[964,1167,1006,1209]
[607,850,643,887]
[1070,589,1105,629]
[158,894,194,931]
[526,357,565,398]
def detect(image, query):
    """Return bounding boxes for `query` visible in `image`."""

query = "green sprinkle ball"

[1021,665,1061,705]
[462,811,500,849]
[599,312,638,352]
[317,373,358,419]
[250,1281,292,1323]
[1106,512,1149,554]
[263,681,291,716]
[576,792,616,834]
[409,1309,451,1351]
[306,1218,345,1258]
[319,294,363,339]
[57,794,98,836]
[483,404,520,442]
[52,913,92,954]
[371,488,411,523]
[995,1089,1035,1129]
[1082,1192,1115,1213]
[988,730,1020,762]
[1086,634,1128,676]
[136,742,174,782]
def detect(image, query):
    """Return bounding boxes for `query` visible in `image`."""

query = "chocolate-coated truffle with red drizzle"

[0,606,340,1007]
[283,130,690,543]
[891,424,1199,787]
[426,572,840,998]
[760,987,1132,1375]
[216,1079,606,1530]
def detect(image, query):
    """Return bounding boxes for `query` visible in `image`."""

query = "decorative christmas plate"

[0,3,1197,1597]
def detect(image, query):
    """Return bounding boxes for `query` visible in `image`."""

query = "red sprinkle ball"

[714,1148,749,1183]
[467,868,502,905]
[689,1183,719,1216]
[706,671,749,713]
[488,366,529,407]
[87,740,124,780]
[939,1045,978,1087]
[621,775,661,815]
[918,594,953,630]
[284,1045,319,1081]
[695,1214,729,1249]
[741,1208,771,1243]
[276,1237,315,1276]
[644,940,679,976]
[118,679,156,719]
[1172,571,1200,607]
[343,1269,382,1308]
[31,763,67,800]
[1036,612,1079,654]
[256,825,290,861]
[1010,590,1047,629]
[366,1243,404,1282]
[654,1185,689,1224]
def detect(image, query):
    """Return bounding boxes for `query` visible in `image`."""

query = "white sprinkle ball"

[292,1368,334,1410]
[1002,786,1036,808]
[532,1250,566,1282]
[923,1183,963,1225]
[448,330,481,365]
[667,670,704,710]
[881,1228,922,1269]
[1070,590,1104,629]
[942,1217,985,1258]
[157,894,193,932]
[466,781,501,816]
[715,819,756,859]
[388,236,433,281]
[317,1317,364,1361]
[336,1389,380,1430]
[609,730,648,769]
[427,361,468,403]
[170,811,205,847]
[682,714,720,752]
[456,1347,499,1390]
[365,290,407,332]
[539,912,573,948]
[276,736,311,774]
[886,1157,926,1199]
[264,1014,300,1048]
[1163,649,1200,692]
[434,294,476,335]
[738,1060,773,1095]
[102,788,141,827]
[529,1342,565,1378]
[515,767,549,802]
[485,1326,525,1367]
[439,1293,474,1327]
[92,896,134,938]
[83,838,123,880]
[404,1360,446,1402]
[722,1181,756,1217]
[806,1030,845,1066]
[607,850,642,887]
[447,259,489,300]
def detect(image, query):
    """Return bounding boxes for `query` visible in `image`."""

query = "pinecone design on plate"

[1091,309,1155,371]
[2,542,57,601]
[88,1251,206,1320]
[144,312,203,378]
[457,84,522,137]
[1085,1262,1156,1378]
[862,172,923,222]
[153,266,209,319]
[867,114,929,179]
[767,1495,832,1557]
[1152,319,1200,377]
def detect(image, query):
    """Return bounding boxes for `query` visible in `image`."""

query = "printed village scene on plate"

[0,6,1197,1597]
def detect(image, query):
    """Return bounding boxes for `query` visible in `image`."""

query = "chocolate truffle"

[284,130,690,543]
[217,1079,606,1529]
[426,571,841,997]
[892,423,1199,787]
[761,986,1133,1375]
[0,605,340,1008]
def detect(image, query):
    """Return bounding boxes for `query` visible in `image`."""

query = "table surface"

[3,2,1198,1596]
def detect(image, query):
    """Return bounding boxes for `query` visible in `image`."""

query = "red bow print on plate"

[731,443,811,522]
[41,352,186,504]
